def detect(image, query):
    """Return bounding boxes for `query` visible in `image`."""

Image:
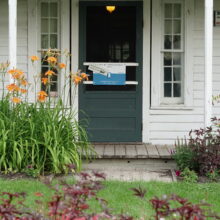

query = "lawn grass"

[0,178,220,218]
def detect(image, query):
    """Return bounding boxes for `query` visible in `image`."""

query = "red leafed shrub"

[173,117,220,177]
[150,194,220,220]
[0,172,133,220]
[188,117,220,175]
[130,186,220,220]
[0,172,220,220]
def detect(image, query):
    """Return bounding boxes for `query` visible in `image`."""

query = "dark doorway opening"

[79,2,143,142]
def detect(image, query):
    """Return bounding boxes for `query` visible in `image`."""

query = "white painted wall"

[0,0,28,95]
[148,0,220,145]
[1,0,220,145]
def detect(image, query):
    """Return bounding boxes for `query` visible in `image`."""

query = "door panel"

[79,1,143,142]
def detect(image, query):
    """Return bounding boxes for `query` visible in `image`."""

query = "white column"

[204,0,213,127]
[8,0,17,83]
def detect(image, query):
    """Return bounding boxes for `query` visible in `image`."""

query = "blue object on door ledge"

[93,72,125,85]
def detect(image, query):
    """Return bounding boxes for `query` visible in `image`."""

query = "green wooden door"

[79,1,143,142]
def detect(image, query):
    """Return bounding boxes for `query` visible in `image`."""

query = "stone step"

[82,159,177,182]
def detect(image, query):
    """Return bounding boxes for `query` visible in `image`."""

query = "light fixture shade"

[106,6,116,13]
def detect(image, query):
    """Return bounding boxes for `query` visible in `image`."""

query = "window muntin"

[40,1,59,94]
[41,2,59,49]
[162,2,183,103]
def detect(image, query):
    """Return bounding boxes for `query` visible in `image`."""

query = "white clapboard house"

[0,0,218,145]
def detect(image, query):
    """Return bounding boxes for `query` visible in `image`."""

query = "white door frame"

[71,0,151,143]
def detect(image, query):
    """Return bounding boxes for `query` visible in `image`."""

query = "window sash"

[40,0,60,95]
[161,0,184,104]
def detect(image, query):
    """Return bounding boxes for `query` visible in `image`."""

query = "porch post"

[204,0,213,127]
[8,0,17,83]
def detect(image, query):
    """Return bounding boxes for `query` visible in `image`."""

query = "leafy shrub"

[0,172,219,220]
[173,118,220,176]
[0,172,132,220]
[173,139,198,171]
[0,51,93,175]
[180,167,198,183]
[0,97,92,175]
[206,169,220,181]
[149,194,220,220]
[188,118,220,175]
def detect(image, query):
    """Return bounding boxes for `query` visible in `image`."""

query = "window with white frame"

[162,1,184,104]
[151,0,193,108]
[40,0,60,93]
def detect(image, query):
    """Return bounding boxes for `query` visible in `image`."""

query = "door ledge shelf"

[83,81,138,85]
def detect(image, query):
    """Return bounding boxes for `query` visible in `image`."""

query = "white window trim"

[161,0,184,104]
[39,0,61,51]
[38,0,61,96]
[28,0,70,103]
[151,0,194,108]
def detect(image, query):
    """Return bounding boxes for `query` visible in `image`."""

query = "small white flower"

[162,195,167,199]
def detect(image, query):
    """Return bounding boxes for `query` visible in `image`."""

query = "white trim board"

[71,0,79,117]
[151,0,194,108]
[142,0,151,143]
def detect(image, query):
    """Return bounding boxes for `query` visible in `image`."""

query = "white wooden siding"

[0,0,28,97]
[1,0,220,145]
[149,0,220,145]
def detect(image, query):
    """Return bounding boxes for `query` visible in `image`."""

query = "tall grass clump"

[0,50,92,176]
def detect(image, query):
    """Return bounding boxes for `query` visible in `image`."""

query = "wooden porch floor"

[91,143,175,159]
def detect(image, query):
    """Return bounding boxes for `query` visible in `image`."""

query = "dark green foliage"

[188,120,220,175]
[173,139,198,172]
[174,118,220,177]
[180,168,198,183]
[0,99,93,175]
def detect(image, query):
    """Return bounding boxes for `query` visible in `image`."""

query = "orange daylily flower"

[38,91,48,97]
[8,69,24,79]
[21,79,28,86]
[31,56,39,62]
[47,57,57,63]
[81,73,89,81]
[41,77,48,85]
[20,89,27,94]
[13,71,24,79]
[45,70,55,76]
[6,83,20,92]
[37,91,48,103]
[73,76,82,85]
[8,69,17,75]
[38,95,47,102]
[58,63,66,69]
[11,97,21,104]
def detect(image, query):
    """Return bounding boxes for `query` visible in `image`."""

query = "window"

[41,1,59,49]
[151,0,193,108]
[40,0,60,94]
[162,2,183,103]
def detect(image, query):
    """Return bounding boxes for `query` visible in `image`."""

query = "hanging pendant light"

[106,6,116,13]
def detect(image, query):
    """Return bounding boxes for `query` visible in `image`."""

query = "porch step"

[82,158,177,182]
[90,143,175,159]
[83,144,176,181]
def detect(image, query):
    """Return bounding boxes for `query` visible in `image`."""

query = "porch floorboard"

[92,143,174,159]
